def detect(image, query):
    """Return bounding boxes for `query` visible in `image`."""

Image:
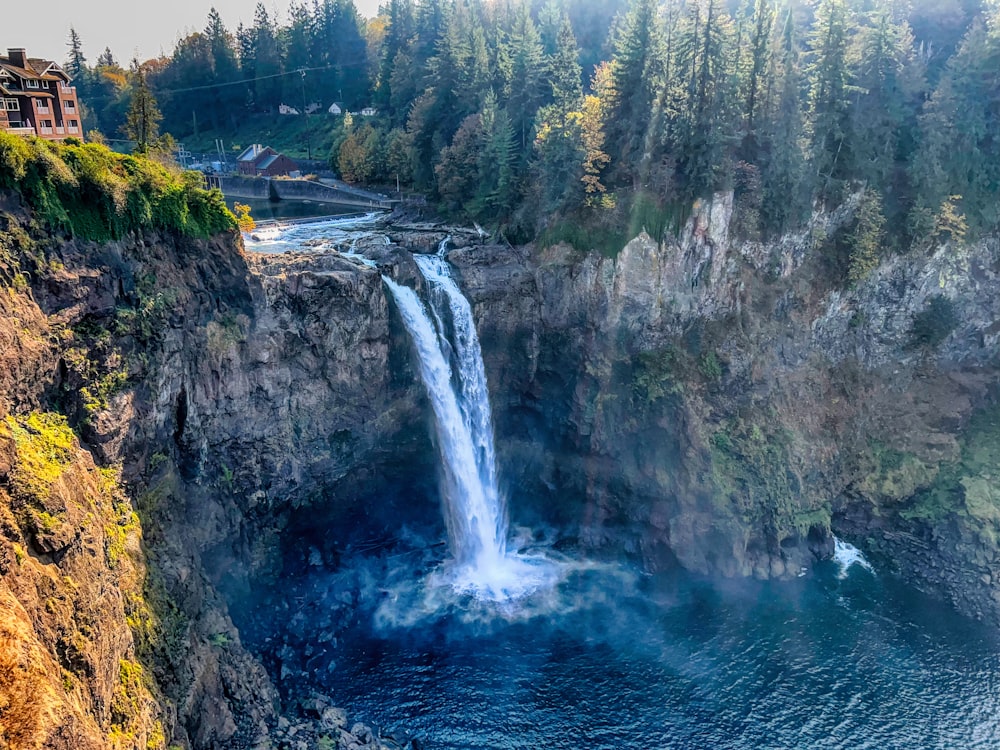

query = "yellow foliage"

[3,413,77,503]
[232,202,256,233]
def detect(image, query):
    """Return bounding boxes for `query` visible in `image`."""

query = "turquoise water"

[316,558,1000,750]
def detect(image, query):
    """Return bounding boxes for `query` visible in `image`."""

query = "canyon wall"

[3,187,1000,748]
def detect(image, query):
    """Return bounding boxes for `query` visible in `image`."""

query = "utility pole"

[299,69,311,160]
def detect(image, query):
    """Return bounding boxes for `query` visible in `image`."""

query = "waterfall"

[383,241,555,602]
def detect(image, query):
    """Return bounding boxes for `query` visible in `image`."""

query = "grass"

[0,132,236,241]
[175,112,342,162]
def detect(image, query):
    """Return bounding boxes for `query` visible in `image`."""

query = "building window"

[69,119,78,128]
[64,101,75,111]
[2,99,18,111]
[25,79,39,89]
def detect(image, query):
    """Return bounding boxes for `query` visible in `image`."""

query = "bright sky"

[4,0,382,65]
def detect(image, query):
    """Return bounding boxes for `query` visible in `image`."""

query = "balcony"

[4,126,34,136]
[59,83,74,94]
[55,125,65,134]
[67,125,79,133]
[36,104,50,114]
[39,126,52,135]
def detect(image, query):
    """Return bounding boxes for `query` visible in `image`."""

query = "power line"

[79,62,351,104]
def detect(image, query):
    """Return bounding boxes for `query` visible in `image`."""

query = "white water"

[833,536,874,579]
[382,243,556,602]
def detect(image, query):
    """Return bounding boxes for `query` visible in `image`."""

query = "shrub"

[3,412,77,503]
[907,295,958,349]
[1,136,236,240]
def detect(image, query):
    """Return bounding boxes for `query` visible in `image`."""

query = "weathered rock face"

[451,193,1000,624]
[0,200,430,748]
[4,186,1000,749]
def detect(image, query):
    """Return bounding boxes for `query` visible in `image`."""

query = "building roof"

[237,144,269,162]
[0,55,71,83]
[0,62,40,80]
[256,154,281,170]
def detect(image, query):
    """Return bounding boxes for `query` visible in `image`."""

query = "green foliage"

[632,347,683,404]
[907,295,958,350]
[0,136,235,241]
[847,190,886,285]
[538,218,627,258]
[3,413,77,503]
[64,0,1000,244]
[698,351,723,381]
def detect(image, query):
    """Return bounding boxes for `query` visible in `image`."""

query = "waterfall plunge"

[383,243,555,602]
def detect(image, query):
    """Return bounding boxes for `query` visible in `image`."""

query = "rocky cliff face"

[452,192,1000,624]
[0,198,428,748]
[3,187,1000,749]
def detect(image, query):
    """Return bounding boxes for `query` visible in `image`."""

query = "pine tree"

[123,59,163,153]
[758,7,808,234]
[739,0,775,164]
[544,10,583,108]
[602,0,666,185]
[807,0,855,200]
[251,3,284,110]
[97,47,117,67]
[377,0,417,118]
[671,0,737,201]
[205,8,242,128]
[66,28,87,80]
[506,4,545,150]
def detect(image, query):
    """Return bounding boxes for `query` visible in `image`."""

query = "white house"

[328,103,342,115]
[305,101,322,114]
[278,104,299,115]
[359,107,377,117]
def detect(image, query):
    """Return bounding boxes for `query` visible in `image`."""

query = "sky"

[4,0,382,66]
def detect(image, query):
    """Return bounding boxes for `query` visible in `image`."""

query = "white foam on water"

[833,536,874,579]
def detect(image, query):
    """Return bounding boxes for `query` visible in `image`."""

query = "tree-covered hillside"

[68,0,998,246]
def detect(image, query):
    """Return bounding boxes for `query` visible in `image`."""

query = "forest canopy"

[67,0,998,244]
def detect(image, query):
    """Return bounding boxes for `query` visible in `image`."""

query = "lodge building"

[0,48,83,140]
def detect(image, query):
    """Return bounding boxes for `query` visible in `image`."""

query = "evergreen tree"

[377,0,417,117]
[602,0,666,185]
[851,4,924,212]
[757,7,808,234]
[544,10,583,108]
[251,3,284,110]
[97,47,117,67]
[807,0,855,200]
[124,59,163,153]
[205,8,243,128]
[66,27,87,80]
[739,0,776,164]
[671,0,737,200]
[506,4,546,149]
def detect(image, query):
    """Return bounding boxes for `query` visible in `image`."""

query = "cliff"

[453,193,1000,623]
[2,178,1000,749]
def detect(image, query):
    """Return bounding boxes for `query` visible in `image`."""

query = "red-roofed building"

[236,144,299,177]
[0,48,83,141]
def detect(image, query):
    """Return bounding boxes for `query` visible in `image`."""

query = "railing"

[55,125,65,134]
[39,126,52,134]
[67,125,79,133]
[4,126,34,136]
[59,84,74,93]
[37,104,50,114]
